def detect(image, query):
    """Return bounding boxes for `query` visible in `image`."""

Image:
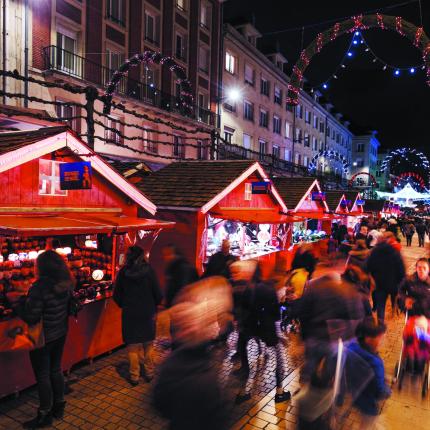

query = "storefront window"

[292,220,327,244]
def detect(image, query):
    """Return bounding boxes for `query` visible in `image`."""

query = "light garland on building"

[308,150,350,174]
[393,171,426,189]
[103,51,194,115]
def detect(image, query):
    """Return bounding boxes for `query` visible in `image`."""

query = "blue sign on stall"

[356,199,365,206]
[60,161,92,190]
[311,192,326,201]
[252,181,271,194]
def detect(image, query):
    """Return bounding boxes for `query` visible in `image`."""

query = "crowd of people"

[7,220,430,429]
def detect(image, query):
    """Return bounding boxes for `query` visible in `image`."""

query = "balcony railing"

[43,45,217,126]
[217,140,347,187]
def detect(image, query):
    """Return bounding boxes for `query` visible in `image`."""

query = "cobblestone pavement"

[0,236,428,430]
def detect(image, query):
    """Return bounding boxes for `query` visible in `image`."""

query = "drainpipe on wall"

[24,0,29,107]
[291,105,296,177]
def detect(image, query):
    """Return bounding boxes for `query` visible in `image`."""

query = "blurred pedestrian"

[403,220,415,247]
[415,219,427,247]
[113,246,162,385]
[234,261,291,404]
[203,239,237,279]
[355,225,369,242]
[15,251,75,428]
[162,244,198,308]
[367,234,405,322]
[297,272,365,383]
[342,265,373,316]
[367,223,385,249]
[346,239,369,272]
[347,319,391,427]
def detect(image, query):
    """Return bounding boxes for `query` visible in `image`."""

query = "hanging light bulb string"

[309,34,356,91]
[312,29,425,91]
[360,32,425,74]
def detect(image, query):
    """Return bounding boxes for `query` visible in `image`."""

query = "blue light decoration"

[353,40,359,45]
[347,52,353,57]
[394,69,401,76]
[410,67,416,74]
[355,31,360,36]
[323,83,328,89]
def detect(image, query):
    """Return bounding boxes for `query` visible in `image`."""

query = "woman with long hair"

[113,245,162,386]
[16,250,75,428]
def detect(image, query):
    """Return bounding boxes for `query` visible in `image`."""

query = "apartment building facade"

[1,0,222,164]
[350,132,380,179]
[220,22,354,179]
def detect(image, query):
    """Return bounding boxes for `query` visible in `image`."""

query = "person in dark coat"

[398,258,430,318]
[14,250,75,429]
[297,272,365,383]
[403,220,415,247]
[367,236,406,322]
[415,220,427,247]
[162,244,199,308]
[203,239,237,279]
[113,245,162,385]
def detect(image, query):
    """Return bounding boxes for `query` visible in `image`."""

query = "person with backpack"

[113,245,162,386]
[14,250,75,428]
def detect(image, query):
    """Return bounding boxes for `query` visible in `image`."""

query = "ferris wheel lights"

[355,31,360,36]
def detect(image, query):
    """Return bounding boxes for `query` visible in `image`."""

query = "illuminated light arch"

[380,147,430,171]
[393,171,426,189]
[103,51,194,114]
[348,171,377,188]
[308,150,349,174]
[286,14,430,105]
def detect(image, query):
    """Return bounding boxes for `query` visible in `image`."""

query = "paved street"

[0,236,428,430]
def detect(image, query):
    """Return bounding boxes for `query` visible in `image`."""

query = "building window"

[243,101,254,121]
[38,160,68,197]
[296,104,303,118]
[356,159,364,167]
[336,133,341,144]
[223,101,236,113]
[142,128,158,154]
[260,77,270,96]
[106,0,125,26]
[303,155,309,167]
[56,30,78,75]
[224,126,235,144]
[319,140,324,151]
[313,116,319,129]
[376,171,382,178]
[294,153,301,165]
[284,148,291,161]
[259,139,267,160]
[332,130,336,140]
[259,109,268,128]
[312,137,318,151]
[175,32,188,61]
[272,145,280,159]
[285,122,291,138]
[244,63,255,85]
[243,133,252,149]
[105,115,122,144]
[357,143,364,152]
[304,132,310,147]
[326,126,330,137]
[244,183,252,201]
[176,0,187,12]
[55,101,77,132]
[199,46,209,73]
[319,122,325,133]
[274,86,282,105]
[173,135,185,158]
[305,109,311,124]
[295,128,302,143]
[225,51,236,74]
[273,116,281,134]
[105,48,125,84]
[197,140,208,160]
[200,1,211,29]
[286,103,294,113]
[144,10,160,45]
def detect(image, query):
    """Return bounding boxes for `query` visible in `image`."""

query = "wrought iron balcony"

[42,45,217,126]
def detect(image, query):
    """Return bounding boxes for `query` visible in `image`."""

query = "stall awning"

[209,209,301,224]
[0,214,175,236]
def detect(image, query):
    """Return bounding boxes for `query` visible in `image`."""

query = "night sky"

[224,0,430,153]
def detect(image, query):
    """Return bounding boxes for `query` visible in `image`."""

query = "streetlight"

[224,87,242,104]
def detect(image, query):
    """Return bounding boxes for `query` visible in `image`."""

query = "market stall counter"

[130,160,293,280]
[0,127,174,398]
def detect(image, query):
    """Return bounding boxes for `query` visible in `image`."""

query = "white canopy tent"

[376,183,430,206]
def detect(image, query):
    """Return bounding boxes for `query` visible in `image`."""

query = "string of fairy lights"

[313,30,427,92]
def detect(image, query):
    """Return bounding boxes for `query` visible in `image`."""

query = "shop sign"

[252,181,271,194]
[356,199,365,206]
[311,192,326,201]
[60,162,92,190]
[341,200,351,207]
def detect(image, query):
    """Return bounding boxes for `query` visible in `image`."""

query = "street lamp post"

[24,0,29,107]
